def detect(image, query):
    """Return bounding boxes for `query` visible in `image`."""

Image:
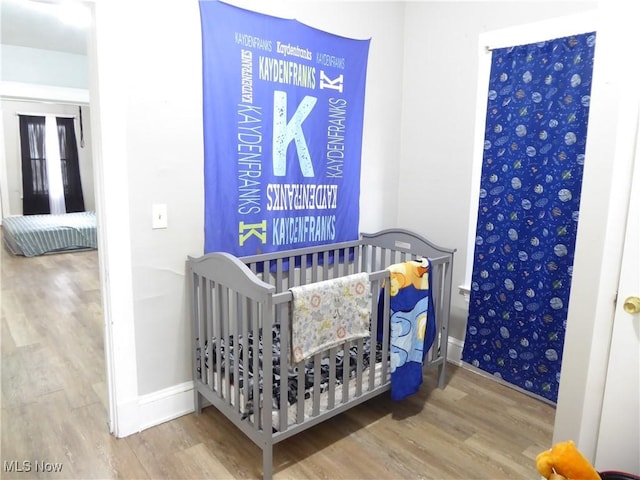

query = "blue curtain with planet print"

[462,32,596,403]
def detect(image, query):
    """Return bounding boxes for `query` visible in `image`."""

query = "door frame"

[594,100,639,472]
[554,0,638,461]
[87,1,140,436]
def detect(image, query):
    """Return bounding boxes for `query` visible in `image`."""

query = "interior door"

[595,114,640,473]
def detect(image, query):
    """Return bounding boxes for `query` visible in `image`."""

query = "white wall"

[399,2,598,344]
[1,99,95,214]
[1,45,88,89]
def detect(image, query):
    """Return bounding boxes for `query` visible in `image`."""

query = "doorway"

[0,0,111,427]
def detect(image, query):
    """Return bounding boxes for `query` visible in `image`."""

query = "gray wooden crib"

[188,229,455,479]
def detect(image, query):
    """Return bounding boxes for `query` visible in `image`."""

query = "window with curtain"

[19,114,85,215]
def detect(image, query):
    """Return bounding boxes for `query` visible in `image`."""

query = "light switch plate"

[152,204,167,229]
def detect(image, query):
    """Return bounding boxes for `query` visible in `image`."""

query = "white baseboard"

[137,381,195,433]
[447,336,465,366]
[124,336,466,436]
[116,381,195,437]
[114,397,142,438]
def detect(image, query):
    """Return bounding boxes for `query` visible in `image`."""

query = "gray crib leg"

[437,324,449,389]
[437,361,447,389]
[262,444,273,480]
[194,390,202,415]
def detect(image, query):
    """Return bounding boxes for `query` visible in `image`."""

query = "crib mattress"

[212,360,385,431]
[199,323,384,428]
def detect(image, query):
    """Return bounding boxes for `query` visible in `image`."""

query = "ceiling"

[1,0,88,55]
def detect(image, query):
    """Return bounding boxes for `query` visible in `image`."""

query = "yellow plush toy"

[536,440,601,480]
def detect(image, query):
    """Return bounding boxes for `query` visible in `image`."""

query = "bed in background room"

[1,211,98,257]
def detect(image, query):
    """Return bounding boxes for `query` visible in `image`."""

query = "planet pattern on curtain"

[462,32,596,403]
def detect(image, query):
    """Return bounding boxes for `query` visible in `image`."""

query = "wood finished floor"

[1,238,556,479]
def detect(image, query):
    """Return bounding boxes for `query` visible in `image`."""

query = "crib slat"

[368,280,378,393]
[342,248,349,275]
[370,246,378,273]
[192,276,200,373]
[278,302,289,431]
[312,353,321,417]
[262,260,269,289]
[241,297,250,419]
[275,258,283,292]
[251,302,260,428]
[211,280,221,394]
[300,253,308,287]
[203,278,210,389]
[332,248,340,279]
[288,255,295,289]
[381,247,389,271]
[191,273,204,414]
[322,252,329,281]
[355,337,364,396]
[438,258,453,388]
[359,244,366,273]
[380,282,390,384]
[311,252,318,283]
[341,342,349,404]
[351,246,359,275]
[296,361,305,424]
[328,346,337,409]
[221,286,232,402]
[262,300,274,435]
[232,291,241,413]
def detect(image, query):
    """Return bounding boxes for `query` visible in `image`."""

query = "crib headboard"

[360,228,456,262]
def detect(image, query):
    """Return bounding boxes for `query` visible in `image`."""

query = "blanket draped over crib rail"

[378,259,436,400]
[290,273,372,363]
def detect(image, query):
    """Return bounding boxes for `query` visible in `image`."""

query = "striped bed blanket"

[2,211,97,257]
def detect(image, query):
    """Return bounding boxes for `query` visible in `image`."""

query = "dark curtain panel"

[56,117,85,212]
[18,115,85,215]
[19,115,50,215]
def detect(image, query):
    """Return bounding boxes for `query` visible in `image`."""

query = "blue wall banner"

[199,1,370,256]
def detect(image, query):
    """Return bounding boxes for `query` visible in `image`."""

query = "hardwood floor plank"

[174,443,236,479]
[464,432,542,479]
[1,314,17,354]
[1,343,66,408]
[3,310,39,347]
